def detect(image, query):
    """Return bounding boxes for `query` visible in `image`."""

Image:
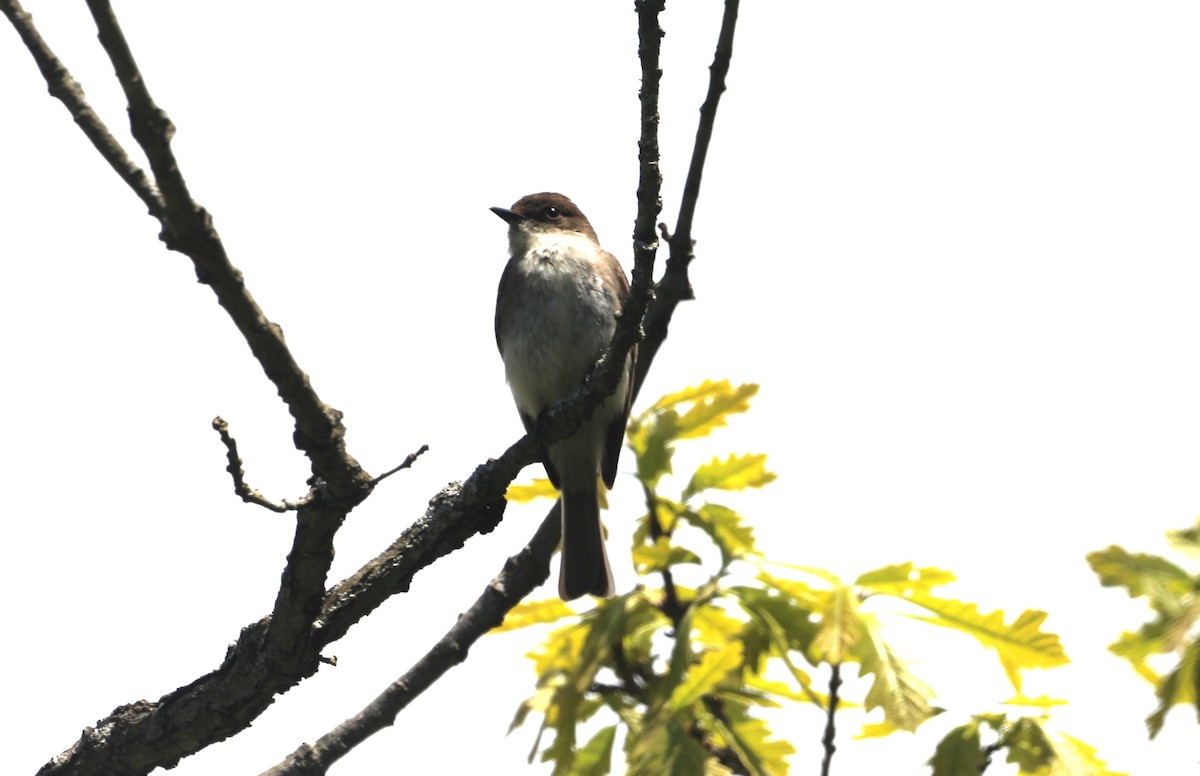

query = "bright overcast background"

[3,2,1199,774]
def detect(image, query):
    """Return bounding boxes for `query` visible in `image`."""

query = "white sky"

[3,2,1199,774]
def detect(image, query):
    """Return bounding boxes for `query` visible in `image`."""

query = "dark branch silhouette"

[1,0,163,217]
[212,417,317,513]
[1,0,738,773]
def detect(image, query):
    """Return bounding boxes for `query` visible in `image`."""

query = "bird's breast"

[497,239,618,416]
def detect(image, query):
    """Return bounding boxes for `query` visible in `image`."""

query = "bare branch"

[0,0,164,216]
[635,0,740,398]
[632,0,665,296]
[8,0,738,772]
[674,0,740,246]
[69,0,375,694]
[33,456,516,776]
[643,479,685,626]
[212,417,315,513]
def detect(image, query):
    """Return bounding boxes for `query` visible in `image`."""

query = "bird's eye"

[543,206,561,220]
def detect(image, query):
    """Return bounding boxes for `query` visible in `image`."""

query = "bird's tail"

[559,483,615,600]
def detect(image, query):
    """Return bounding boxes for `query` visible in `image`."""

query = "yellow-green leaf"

[683,503,757,563]
[508,685,555,734]
[756,571,830,613]
[569,725,616,776]
[905,593,1068,691]
[670,641,745,711]
[644,380,758,443]
[929,721,986,776]
[856,720,904,739]
[673,381,759,440]
[633,537,702,575]
[1109,627,1164,684]
[629,715,729,776]
[647,379,735,413]
[1050,732,1130,776]
[713,710,795,776]
[812,585,860,664]
[855,562,956,597]
[693,603,747,647]
[1146,635,1200,737]
[493,599,577,633]
[1167,520,1200,559]
[527,623,588,679]
[1087,545,1194,607]
[856,612,937,732]
[628,409,679,488]
[1003,716,1055,773]
[507,478,559,503]
[685,453,775,500]
[744,674,822,706]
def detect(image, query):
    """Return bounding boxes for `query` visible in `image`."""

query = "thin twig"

[0,0,164,216]
[673,0,739,245]
[820,663,843,776]
[643,480,684,627]
[212,417,315,513]
[980,739,1003,773]
[371,444,430,487]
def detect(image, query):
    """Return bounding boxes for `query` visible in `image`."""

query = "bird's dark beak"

[490,206,525,226]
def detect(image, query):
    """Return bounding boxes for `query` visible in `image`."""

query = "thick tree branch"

[262,507,562,776]
[635,0,739,398]
[78,0,371,681]
[81,0,368,498]
[7,0,740,773]
[631,0,665,307]
[32,379,607,775]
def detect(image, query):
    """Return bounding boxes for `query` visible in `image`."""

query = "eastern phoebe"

[492,192,635,600]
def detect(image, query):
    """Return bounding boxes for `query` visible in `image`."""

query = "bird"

[492,192,636,600]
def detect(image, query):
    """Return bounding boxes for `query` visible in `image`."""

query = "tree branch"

[643,480,685,627]
[212,416,315,513]
[370,445,431,487]
[633,0,739,399]
[262,507,562,776]
[0,0,163,217]
[82,0,369,497]
[6,0,740,772]
[76,0,373,683]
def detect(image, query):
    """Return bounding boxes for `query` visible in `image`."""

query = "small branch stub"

[212,416,313,513]
[371,444,431,488]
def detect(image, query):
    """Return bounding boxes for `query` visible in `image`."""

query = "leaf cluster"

[931,709,1127,776]
[495,381,1099,775]
[1087,522,1200,737]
